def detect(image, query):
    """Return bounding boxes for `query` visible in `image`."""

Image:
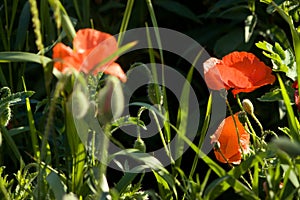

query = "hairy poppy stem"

[225,100,244,157]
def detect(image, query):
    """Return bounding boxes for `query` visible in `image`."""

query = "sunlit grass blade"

[189,93,212,178]
[117,0,134,45]
[175,48,204,168]
[277,74,299,141]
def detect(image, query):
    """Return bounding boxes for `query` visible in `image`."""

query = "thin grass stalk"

[117,0,134,45]
[22,77,40,160]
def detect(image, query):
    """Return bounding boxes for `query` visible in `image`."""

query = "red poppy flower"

[292,81,300,112]
[204,51,275,96]
[211,112,250,164]
[52,28,127,82]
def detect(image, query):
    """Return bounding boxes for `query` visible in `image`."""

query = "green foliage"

[256,41,297,80]
[1,0,300,199]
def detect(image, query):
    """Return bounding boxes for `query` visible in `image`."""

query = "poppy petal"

[203,58,229,90]
[96,62,127,83]
[80,33,118,73]
[52,43,76,72]
[211,113,250,164]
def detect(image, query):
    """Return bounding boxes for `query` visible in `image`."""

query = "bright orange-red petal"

[73,28,117,54]
[211,113,250,164]
[203,58,229,90]
[80,36,118,73]
[52,43,73,72]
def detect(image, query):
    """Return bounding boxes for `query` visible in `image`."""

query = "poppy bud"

[238,111,247,125]
[134,137,146,153]
[213,141,221,150]
[242,99,254,115]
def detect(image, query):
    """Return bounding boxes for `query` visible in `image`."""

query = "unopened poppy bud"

[242,99,254,115]
[213,141,221,150]
[134,137,146,152]
[238,111,247,125]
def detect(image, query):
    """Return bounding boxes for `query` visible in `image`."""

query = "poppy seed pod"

[242,99,254,115]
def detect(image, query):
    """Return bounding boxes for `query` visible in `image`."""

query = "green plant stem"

[150,109,174,164]
[117,0,134,45]
[236,95,260,147]
[225,100,244,156]
[96,123,111,199]
[22,77,40,160]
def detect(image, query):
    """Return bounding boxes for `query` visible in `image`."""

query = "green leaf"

[256,41,297,80]
[0,52,52,65]
[46,172,67,200]
[258,88,283,102]
[0,91,34,110]
[154,0,200,23]
[272,137,300,157]
[14,2,30,50]
[276,74,299,141]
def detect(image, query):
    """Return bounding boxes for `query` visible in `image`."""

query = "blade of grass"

[0,52,52,65]
[175,48,204,168]
[0,125,24,167]
[189,93,212,178]
[145,1,172,144]
[22,77,40,160]
[277,73,299,141]
[72,0,83,22]
[117,0,134,45]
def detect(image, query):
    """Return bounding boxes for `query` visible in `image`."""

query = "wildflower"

[52,28,127,82]
[292,81,300,112]
[211,113,250,164]
[204,51,275,96]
